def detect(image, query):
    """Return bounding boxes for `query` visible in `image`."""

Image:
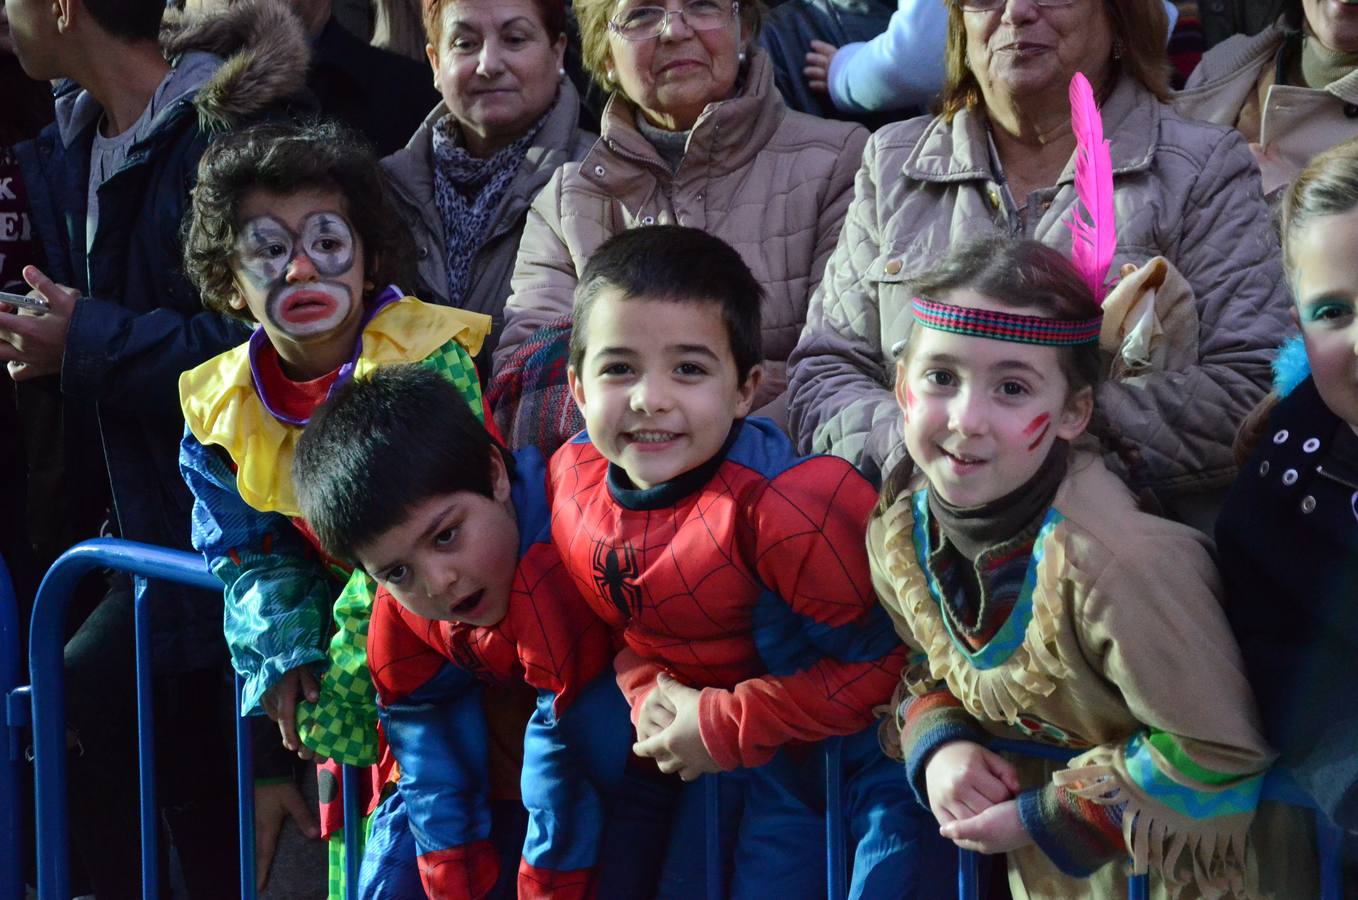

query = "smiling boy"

[551,225,954,898]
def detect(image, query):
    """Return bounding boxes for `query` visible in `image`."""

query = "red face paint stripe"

[1023,413,1051,436]
[1027,422,1051,452]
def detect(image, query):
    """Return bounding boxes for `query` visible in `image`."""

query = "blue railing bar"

[1127,872,1149,900]
[825,738,846,900]
[957,849,980,898]
[236,676,258,900]
[6,686,30,730]
[342,764,362,900]
[29,538,219,900]
[1,551,22,900]
[1316,811,1343,900]
[132,576,159,900]
[705,775,721,900]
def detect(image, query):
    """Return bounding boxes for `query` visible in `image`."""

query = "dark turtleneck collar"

[608,420,744,511]
[928,441,1069,563]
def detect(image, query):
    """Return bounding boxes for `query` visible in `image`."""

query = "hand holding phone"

[0,291,50,316]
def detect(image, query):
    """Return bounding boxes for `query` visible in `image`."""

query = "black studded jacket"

[1217,376,1358,831]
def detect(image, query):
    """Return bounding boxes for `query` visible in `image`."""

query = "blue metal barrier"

[25,538,368,900]
[1,553,22,900]
[28,539,221,900]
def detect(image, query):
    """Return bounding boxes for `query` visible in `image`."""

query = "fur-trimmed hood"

[52,0,309,144]
[161,0,311,132]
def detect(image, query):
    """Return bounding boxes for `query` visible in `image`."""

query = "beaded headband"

[904,297,1102,349]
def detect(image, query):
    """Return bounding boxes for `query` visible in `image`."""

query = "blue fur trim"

[1272,335,1311,398]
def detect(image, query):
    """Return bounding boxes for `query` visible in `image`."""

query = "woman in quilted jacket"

[787,0,1290,531]
[491,0,868,453]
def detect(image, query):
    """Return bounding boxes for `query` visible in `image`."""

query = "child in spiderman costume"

[294,365,670,900]
[175,122,494,891]
[551,226,956,899]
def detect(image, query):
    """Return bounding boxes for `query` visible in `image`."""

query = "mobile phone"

[0,291,49,315]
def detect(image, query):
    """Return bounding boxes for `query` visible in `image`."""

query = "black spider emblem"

[592,540,643,619]
[447,633,487,679]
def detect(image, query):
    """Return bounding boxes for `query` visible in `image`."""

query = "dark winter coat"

[1217,377,1358,831]
[12,0,311,670]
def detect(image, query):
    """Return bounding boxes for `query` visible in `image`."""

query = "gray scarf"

[431,109,547,306]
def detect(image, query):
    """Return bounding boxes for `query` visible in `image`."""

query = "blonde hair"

[1280,137,1358,273]
[936,0,1171,122]
[574,0,764,90]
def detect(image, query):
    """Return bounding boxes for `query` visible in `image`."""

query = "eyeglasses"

[958,0,1077,10]
[609,0,739,41]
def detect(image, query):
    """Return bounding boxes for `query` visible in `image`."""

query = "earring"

[56,16,67,32]
[1112,38,1123,61]
[606,69,616,83]
[558,66,567,78]
[737,49,746,64]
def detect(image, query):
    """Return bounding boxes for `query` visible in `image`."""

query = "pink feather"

[1067,72,1115,306]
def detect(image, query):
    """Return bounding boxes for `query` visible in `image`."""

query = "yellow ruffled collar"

[178,294,490,517]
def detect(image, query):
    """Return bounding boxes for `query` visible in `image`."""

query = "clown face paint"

[229,188,369,379]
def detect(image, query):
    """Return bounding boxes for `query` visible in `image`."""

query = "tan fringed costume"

[867,451,1311,898]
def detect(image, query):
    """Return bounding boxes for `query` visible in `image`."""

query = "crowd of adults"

[2,0,1356,894]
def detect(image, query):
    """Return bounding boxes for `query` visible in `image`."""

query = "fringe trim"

[1054,747,1263,899]
[877,492,1073,725]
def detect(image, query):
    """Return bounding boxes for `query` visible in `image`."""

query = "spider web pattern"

[367,541,612,715]
[548,434,896,694]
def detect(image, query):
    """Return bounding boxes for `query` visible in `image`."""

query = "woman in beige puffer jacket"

[493,13,868,433]
[1174,5,1358,199]
[787,0,1290,527]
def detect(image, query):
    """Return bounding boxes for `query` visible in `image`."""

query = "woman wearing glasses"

[491,0,869,447]
[788,0,1290,529]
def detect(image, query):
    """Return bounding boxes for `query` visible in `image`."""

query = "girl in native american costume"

[863,75,1310,900]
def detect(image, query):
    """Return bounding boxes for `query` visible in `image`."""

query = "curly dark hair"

[182,119,416,321]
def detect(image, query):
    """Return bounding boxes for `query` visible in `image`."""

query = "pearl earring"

[558,66,567,78]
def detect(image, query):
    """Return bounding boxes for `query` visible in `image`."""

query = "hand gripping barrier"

[20,538,367,900]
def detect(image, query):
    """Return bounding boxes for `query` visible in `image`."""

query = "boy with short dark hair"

[555,225,955,898]
[294,364,645,900]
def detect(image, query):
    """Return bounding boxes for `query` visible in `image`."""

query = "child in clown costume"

[175,121,494,891]
[867,236,1311,898]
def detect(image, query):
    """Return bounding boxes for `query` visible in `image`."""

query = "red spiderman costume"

[551,417,904,763]
[548,418,953,898]
[366,448,636,900]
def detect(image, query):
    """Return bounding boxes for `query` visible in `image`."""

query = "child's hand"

[261,665,320,759]
[938,799,1033,854]
[254,779,321,890]
[803,40,839,93]
[636,679,678,742]
[632,673,721,781]
[924,740,1020,825]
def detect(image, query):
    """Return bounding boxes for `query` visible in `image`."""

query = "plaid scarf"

[431,109,546,307]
